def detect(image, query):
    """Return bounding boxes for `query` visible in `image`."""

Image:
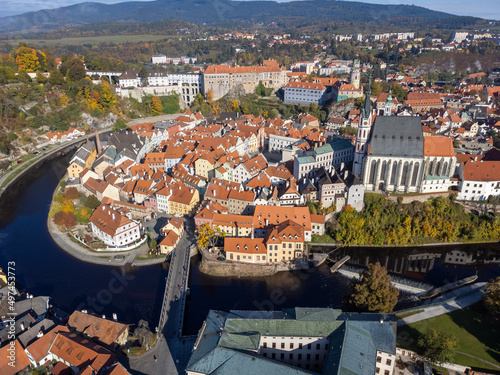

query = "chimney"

[95,131,102,154]
[112,213,115,220]
[20,323,25,331]
[113,313,118,321]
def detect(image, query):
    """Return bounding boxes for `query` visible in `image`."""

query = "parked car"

[16,160,23,164]
[216,257,226,261]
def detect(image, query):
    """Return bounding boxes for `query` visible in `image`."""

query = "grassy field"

[4,34,176,47]
[397,303,500,373]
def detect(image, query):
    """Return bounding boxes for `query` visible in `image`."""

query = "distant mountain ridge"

[0,0,481,34]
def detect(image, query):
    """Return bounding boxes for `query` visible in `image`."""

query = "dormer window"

[236,245,240,249]
[283,234,286,239]
[295,235,298,239]
[272,236,275,241]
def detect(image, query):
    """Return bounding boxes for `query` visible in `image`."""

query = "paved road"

[398,283,486,326]
[0,128,111,198]
[127,218,197,375]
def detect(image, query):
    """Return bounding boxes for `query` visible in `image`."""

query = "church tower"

[350,54,360,90]
[384,89,392,116]
[353,78,373,178]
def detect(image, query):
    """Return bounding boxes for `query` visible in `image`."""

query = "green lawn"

[397,303,500,373]
[5,34,176,47]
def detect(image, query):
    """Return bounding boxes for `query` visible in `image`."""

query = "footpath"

[397,282,486,326]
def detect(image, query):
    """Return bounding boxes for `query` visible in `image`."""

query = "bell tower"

[353,78,373,178]
[350,54,360,90]
[384,89,392,116]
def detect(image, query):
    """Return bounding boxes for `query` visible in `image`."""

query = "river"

[0,154,499,335]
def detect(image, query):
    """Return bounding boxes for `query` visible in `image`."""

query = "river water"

[0,155,499,335]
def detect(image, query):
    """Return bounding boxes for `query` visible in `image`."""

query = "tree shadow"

[447,302,500,368]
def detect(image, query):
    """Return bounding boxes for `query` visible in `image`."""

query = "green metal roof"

[187,308,397,375]
[296,156,316,164]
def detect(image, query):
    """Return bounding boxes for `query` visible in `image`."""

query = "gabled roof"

[160,230,179,247]
[48,332,115,372]
[253,206,311,231]
[462,160,500,182]
[89,204,135,237]
[68,311,129,347]
[26,325,70,363]
[0,340,30,375]
[224,237,266,254]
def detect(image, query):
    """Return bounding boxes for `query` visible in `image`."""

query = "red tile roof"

[423,136,455,157]
[462,160,500,182]
[68,311,129,347]
[0,340,30,375]
[89,204,135,237]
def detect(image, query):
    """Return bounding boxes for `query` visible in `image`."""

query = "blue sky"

[2,0,499,20]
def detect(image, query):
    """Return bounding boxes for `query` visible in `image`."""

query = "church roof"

[369,116,424,158]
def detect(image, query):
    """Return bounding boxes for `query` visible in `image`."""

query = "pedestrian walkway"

[398,283,485,326]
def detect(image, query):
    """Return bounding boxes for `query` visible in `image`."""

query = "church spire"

[363,77,371,118]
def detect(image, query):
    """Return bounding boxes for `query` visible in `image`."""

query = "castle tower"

[384,89,392,116]
[353,78,373,178]
[350,54,360,90]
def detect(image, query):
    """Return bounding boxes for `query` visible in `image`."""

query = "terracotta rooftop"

[423,136,455,157]
[68,311,129,347]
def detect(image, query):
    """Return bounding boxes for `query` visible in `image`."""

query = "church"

[353,82,456,194]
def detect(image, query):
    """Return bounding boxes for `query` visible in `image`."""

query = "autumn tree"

[197,223,226,250]
[418,329,457,364]
[231,99,240,112]
[206,90,213,104]
[15,46,41,72]
[483,276,500,317]
[64,187,80,200]
[349,262,399,313]
[53,211,77,228]
[150,96,163,115]
[98,81,116,110]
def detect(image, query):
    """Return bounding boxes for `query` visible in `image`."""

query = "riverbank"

[47,217,167,267]
[198,253,328,277]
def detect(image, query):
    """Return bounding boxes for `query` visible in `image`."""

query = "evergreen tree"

[349,262,399,313]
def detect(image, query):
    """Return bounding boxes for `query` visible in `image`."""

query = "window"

[386,359,392,366]
[385,371,390,375]
[376,368,380,374]
[290,343,294,349]
[281,343,285,349]
[272,342,276,349]
[377,356,382,363]
[289,353,293,359]
[263,342,267,348]
[316,344,320,350]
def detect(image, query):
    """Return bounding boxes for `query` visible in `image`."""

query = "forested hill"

[0,0,484,35]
